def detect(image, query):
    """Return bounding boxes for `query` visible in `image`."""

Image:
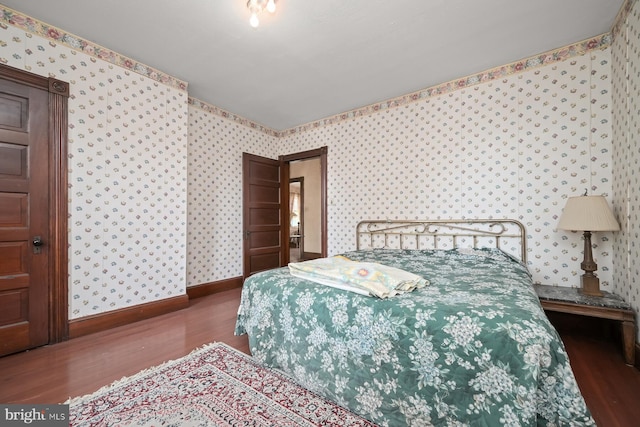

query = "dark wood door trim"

[279,146,327,258]
[0,64,69,343]
[289,177,304,258]
[48,76,69,343]
[280,159,290,264]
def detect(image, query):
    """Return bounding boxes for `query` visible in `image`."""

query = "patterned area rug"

[67,342,376,426]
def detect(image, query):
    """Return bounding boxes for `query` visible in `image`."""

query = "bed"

[235,220,594,426]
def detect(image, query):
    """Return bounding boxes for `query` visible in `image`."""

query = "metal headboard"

[356,219,527,264]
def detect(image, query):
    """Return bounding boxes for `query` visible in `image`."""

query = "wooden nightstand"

[534,284,636,366]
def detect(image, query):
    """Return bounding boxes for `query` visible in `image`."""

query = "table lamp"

[557,195,620,296]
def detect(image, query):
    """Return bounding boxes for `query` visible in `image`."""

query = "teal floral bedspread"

[235,248,594,426]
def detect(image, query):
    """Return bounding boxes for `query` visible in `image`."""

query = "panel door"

[0,77,50,356]
[242,153,283,278]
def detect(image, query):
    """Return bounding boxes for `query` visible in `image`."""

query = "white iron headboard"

[356,219,527,264]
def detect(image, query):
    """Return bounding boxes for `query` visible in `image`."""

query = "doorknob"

[32,236,43,254]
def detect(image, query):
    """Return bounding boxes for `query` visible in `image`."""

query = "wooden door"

[0,77,50,356]
[242,153,284,278]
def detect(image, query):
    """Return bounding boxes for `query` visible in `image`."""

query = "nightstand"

[533,284,636,366]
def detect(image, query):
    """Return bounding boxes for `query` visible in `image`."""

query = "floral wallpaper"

[612,0,640,313]
[0,10,189,319]
[278,49,615,290]
[1,1,638,332]
[186,100,277,287]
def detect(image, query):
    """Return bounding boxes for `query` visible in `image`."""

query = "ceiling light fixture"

[247,0,277,28]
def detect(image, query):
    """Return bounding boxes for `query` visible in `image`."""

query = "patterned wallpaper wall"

[2,2,638,326]
[280,49,616,290]
[187,39,625,293]
[0,10,189,320]
[612,1,640,312]
[187,100,277,287]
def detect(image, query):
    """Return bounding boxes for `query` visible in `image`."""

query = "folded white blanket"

[288,255,428,298]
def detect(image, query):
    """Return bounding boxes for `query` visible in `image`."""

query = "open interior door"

[242,153,286,278]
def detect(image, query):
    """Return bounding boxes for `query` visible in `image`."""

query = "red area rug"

[67,342,376,426]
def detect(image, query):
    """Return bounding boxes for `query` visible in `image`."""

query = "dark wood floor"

[1,287,639,426]
[0,288,249,404]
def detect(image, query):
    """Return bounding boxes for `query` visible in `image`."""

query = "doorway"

[289,178,303,262]
[281,147,327,263]
[242,147,327,278]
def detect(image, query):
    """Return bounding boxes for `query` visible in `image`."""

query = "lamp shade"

[557,195,620,231]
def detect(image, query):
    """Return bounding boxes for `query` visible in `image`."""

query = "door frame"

[289,177,304,259]
[279,146,327,259]
[0,64,69,343]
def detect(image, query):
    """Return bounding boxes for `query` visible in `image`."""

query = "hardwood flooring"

[1,287,639,426]
[0,288,249,404]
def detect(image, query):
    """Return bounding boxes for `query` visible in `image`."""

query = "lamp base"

[580,274,603,297]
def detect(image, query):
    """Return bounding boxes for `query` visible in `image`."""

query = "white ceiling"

[0,0,625,130]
